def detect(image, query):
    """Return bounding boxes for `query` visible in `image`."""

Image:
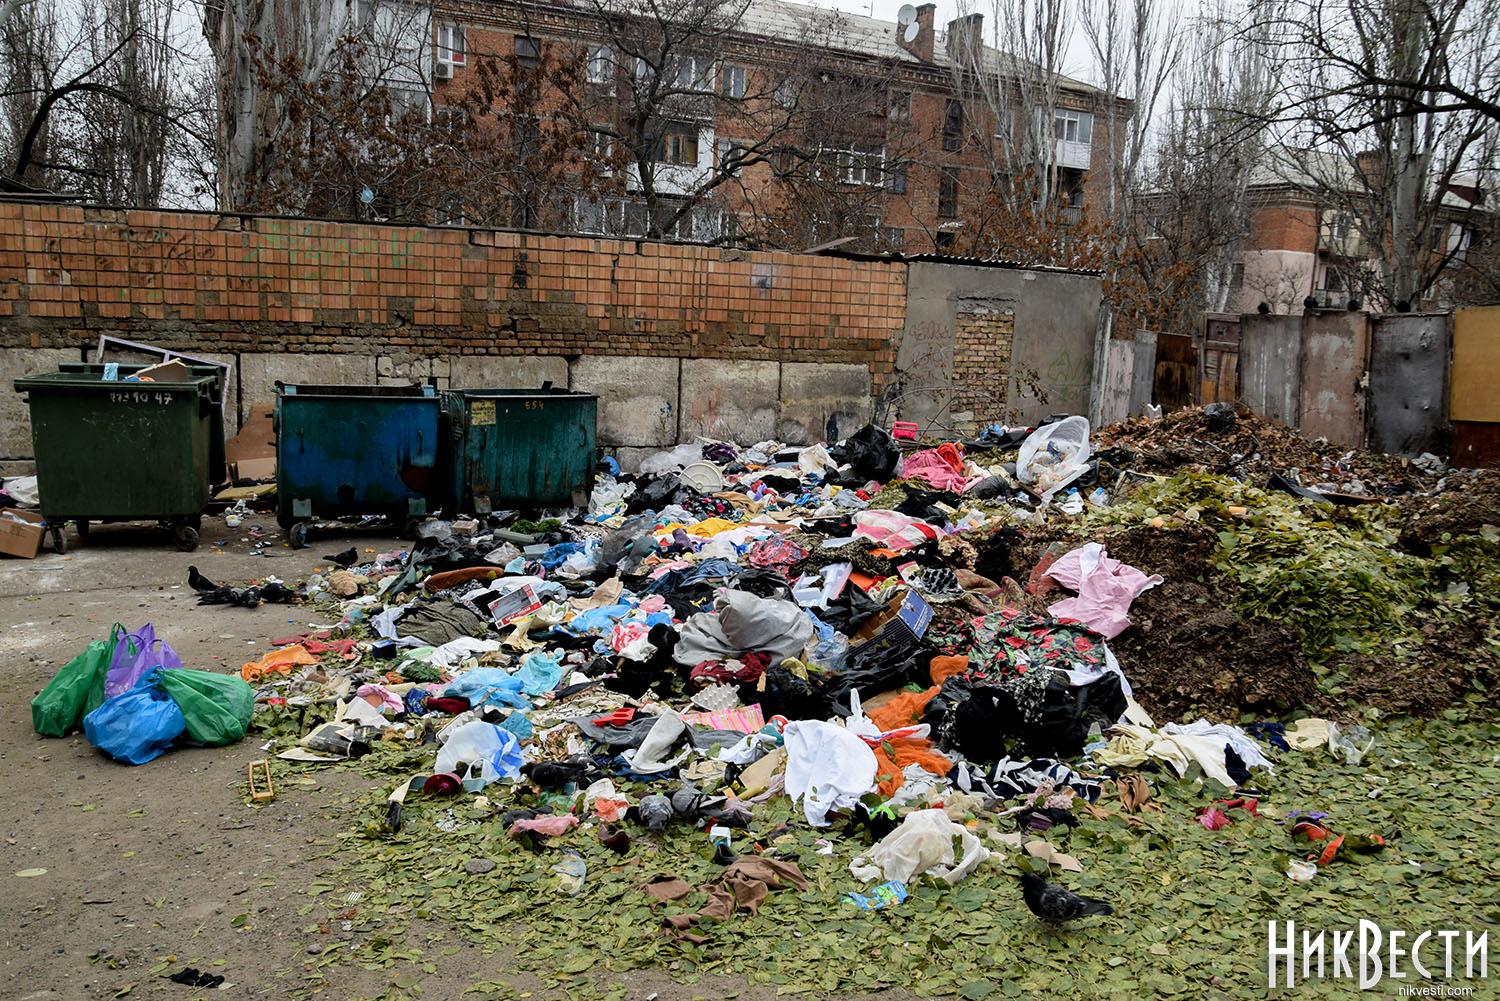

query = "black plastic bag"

[829,424,900,482]
[1204,402,1237,433]
[820,583,885,633]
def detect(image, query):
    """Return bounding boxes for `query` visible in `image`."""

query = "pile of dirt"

[1094,523,1319,720]
[1097,404,1434,494]
[1396,467,1500,550]
[1335,617,1500,716]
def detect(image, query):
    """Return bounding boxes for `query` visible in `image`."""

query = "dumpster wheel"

[288,522,309,549]
[172,523,199,552]
[74,519,88,540]
[49,525,66,555]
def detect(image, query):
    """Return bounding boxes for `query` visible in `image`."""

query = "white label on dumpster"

[472,400,496,426]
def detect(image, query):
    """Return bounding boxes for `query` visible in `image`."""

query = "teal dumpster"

[275,383,444,546]
[14,363,226,552]
[444,388,598,512]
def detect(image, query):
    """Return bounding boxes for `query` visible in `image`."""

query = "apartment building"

[210,0,1120,252]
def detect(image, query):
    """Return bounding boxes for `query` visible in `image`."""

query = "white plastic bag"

[1017,416,1091,501]
[434,720,523,784]
[849,808,992,884]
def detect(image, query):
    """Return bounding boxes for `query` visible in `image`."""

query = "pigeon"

[1019,872,1113,925]
[324,547,358,567]
[196,585,261,608]
[518,758,592,791]
[634,794,674,833]
[259,581,298,604]
[187,566,217,592]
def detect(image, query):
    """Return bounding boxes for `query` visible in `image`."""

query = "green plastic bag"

[32,623,125,737]
[158,668,255,746]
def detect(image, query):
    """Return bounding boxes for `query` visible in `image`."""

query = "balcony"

[1055,139,1091,171]
[1319,220,1369,259]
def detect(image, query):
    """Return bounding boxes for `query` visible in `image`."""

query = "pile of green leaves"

[1092,474,1499,663]
[290,710,1500,1001]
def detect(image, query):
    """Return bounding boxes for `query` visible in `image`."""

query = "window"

[515,36,539,68]
[587,46,614,90]
[938,168,958,218]
[589,129,614,166]
[1430,223,1447,253]
[890,90,912,121]
[1053,109,1092,143]
[775,79,800,108]
[438,24,465,65]
[1230,261,1245,293]
[943,99,963,152]
[716,137,747,175]
[887,162,908,195]
[1059,168,1084,207]
[935,231,955,250]
[657,124,699,165]
[722,64,747,99]
[356,0,374,28]
[672,55,713,92]
[819,144,884,186]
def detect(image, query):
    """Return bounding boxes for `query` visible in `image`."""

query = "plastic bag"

[849,808,991,885]
[1016,416,1091,500]
[514,650,563,695]
[434,720,524,784]
[1330,722,1375,765]
[83,670,186,765]
[104,623,182,699]
[639,443,703,476]
[157,668,255,746]
[32,623,124,736]
[443,667,528,709]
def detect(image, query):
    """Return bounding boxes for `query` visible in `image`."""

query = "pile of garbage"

[32,408,1500,937]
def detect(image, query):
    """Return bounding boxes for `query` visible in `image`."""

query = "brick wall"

[952,305,1013,423]
[0,203,906,392]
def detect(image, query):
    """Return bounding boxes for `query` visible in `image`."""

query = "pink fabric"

[682,704,767,734]
[510,814,579,836]
[1044,543,1163,639]
[852,511,941,552]
[902,449,985,492]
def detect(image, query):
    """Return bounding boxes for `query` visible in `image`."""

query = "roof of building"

[519,0,1105,95]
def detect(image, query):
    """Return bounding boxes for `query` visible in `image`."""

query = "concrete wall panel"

[1298,311,1368,446]
[680,359,779,443]
[778,362,872,444]
[570,355,679,447]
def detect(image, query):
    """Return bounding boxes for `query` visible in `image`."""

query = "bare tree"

[1254,0,1496,307]
[1,0,206,203]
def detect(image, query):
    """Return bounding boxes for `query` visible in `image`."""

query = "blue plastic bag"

[443,667,527,709]
[514,651,563,695]
[83,670,186,765]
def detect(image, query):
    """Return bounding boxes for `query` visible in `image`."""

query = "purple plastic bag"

[103,623,182,699]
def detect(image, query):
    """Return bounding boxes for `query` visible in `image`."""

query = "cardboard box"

[849,588,933,656]
[487,584,541,625]
[0,509,46,559]
[229,456,277,483]
[130,359,189,383]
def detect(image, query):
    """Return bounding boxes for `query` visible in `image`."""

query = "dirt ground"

[0,520,920,1001]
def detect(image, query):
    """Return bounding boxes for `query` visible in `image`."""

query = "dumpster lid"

[457,387,600,401]
[16,367,218,391]
[277,383,438,399]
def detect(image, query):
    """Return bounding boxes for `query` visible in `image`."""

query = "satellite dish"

[896,3,916,24]
[904,19,921,41]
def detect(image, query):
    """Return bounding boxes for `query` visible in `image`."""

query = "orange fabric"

[848,572,879,591]
[929,656,970,686]
[241,644,318,682]
[868,687,939,731]
[871,736,954,797]
[936,442,965,473]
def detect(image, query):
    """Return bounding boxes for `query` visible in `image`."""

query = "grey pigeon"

[635,794,674,833]
[1020,872,1113,925]
[670,786,707,816]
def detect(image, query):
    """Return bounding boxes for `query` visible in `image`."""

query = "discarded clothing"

[783,720,878,826]
[849,808,991,884]
[1043,543,1162,639]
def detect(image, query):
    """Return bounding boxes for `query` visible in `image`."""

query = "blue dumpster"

[275,383,443,545]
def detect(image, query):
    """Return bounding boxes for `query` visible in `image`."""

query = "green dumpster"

[14,364,226,552]
[444,388,598,512]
